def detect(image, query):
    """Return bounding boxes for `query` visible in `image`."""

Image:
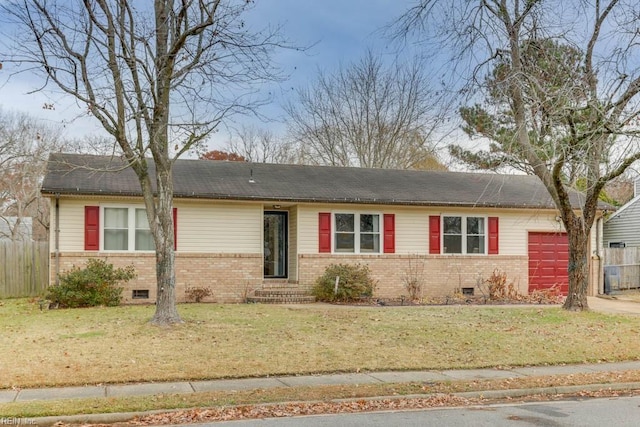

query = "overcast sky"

[0,1,419,148]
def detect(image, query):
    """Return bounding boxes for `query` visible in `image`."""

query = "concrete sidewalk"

[4,360,640,405]
[588,295,640,315]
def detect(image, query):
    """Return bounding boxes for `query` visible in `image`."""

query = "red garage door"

[528,232,569,295]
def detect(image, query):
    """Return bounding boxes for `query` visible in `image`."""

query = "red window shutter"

[318,212,331,253]
[429,215,441,254]
[173,207,178,251]
[383,214,395,253]
[488,216,499,254]
[84,206,100,251]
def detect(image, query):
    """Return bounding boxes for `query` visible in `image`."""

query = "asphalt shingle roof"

[41,152,587,209]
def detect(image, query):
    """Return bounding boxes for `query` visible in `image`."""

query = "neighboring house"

[603,179,640,248]
[41,153,605,303]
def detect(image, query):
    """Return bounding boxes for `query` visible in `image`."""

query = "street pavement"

[5,296,640,425]
[200,395,640,427]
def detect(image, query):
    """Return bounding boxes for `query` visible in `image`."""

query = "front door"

[264,211,288,278]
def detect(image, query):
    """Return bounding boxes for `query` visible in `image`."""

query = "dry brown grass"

[2,299,640,390]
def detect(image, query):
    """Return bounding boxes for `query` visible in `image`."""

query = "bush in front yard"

[47,259,136,308]
[313,263,376,302]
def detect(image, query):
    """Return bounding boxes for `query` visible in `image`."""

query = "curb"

[454,381,640,399]
[27,382,640,426]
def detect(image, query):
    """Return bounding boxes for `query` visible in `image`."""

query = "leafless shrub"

[185,286,213,303]
[401,255,426,301]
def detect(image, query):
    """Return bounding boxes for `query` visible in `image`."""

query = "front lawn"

[2,299,639,389]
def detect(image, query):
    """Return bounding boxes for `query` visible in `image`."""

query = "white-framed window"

[443,215,485,254]
[103,206,155,251]
[135,208,154,250]
[334,213,380,253]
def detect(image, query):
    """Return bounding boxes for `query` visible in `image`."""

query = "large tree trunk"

[152,240,181,324]
[562,221,590,311]
[150,164,182,325]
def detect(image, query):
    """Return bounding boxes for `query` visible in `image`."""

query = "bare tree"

[1,1,289,324]
[199,149,246,161]
[224,125,299,164]
[0,109,64,241]
[392,0,640,311]
[284,50,447,170]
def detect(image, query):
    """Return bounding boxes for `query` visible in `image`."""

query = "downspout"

[55,194,60,286]
[597,215,603,295]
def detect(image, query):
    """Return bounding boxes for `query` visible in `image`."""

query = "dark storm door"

[264,211,288,278]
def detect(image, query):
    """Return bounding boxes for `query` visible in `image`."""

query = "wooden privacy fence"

[602,247,640,293]
[0,241,49,298]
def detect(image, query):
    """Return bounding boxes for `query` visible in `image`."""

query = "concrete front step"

[248,284,315,304]
[247,295,316,304]
[254,289,312,298]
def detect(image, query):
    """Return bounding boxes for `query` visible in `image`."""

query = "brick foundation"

[50,252,529,304]
[51,252,263,304]
[298,254,529,299]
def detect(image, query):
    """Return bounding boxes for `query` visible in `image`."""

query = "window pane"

[135,209,149,229]
[360,214,379,232]
[467,236,485,253]
[136,230,155,250]
[104,230,128,250]
[104,208,128,250]
[360,233,380,252]
[443,235,462,253]
[135,209,154,250]
[443,216,461,234]
[104,208,128,228]
[467,217,484,235]
[335,214,354,232]
[335,233,355,252]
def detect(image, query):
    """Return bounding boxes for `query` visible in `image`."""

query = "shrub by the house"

[47,259,136,308]
[185,286,213,302]
[313,263,376,302]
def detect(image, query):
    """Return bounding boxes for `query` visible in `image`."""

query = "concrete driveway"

[588,296,640,315]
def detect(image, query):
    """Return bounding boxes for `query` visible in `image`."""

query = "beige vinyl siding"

[176,201,261,253]
[297,205,316,254]
[288,206,299,281]
[432,208,563,256]
[592,217,602,253]
[55,198,261,253]
[55,199,87,252]
[394,207,430,254]
[298,204,432,254]
[497,210,565,256]
[54,197,586,257]
[298,204,564,256]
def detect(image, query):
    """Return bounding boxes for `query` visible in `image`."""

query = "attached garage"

[528,232,569,295]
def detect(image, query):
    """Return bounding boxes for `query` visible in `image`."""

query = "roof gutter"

[41,189,565,210]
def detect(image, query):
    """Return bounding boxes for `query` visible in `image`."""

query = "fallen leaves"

[129,394,472,425]
[69,384,640,426]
